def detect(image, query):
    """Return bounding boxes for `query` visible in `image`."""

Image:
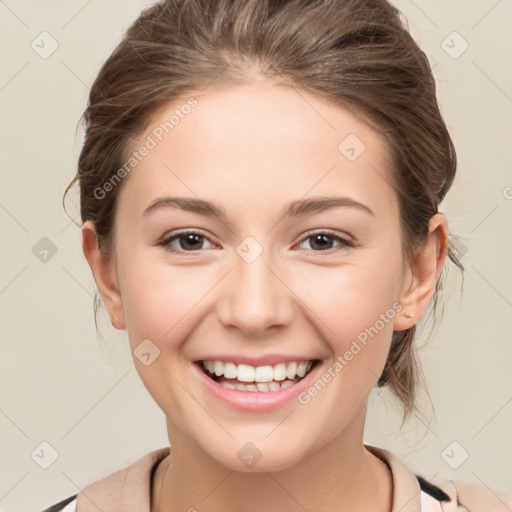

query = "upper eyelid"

[161,229,216,244]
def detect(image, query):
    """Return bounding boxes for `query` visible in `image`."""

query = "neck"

[152,405,392,512]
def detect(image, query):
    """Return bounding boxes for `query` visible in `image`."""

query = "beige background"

[0,1,511,510]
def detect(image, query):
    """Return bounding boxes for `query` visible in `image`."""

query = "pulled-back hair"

[64,0,465,423]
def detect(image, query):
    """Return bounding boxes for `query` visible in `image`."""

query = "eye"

[296,230,354,253]
[158,230,216,253]
[158,229,354,254]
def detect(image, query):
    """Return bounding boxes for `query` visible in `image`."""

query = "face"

[87,82,418,471]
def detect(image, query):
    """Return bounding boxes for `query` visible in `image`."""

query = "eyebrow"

[142,195,375,219]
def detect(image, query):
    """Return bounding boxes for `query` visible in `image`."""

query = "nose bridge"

[218,235,292,334]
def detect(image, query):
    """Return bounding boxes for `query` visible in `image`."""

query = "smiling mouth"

[197,359,320,392]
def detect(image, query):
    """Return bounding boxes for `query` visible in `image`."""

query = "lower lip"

[192,360,322,412]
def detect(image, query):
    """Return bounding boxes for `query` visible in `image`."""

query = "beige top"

[47,444,512,512]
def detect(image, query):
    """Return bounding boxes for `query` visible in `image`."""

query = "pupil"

[180,234,333,251]
[311,234,332,251]
[181,233,202,250]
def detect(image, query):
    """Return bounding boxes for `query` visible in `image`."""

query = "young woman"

[41,0,511,511]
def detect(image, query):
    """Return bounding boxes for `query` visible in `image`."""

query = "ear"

[393,213,449,331]
[81,220,126,330]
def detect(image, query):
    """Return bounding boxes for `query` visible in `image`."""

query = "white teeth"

[254,365,273,382]
[273,363,287,381]
[219,378,298,392]
[237,364,255,382]
[268,381,281,392]
[223,362,238,379]
[201,359,315,383]
[286,362,297,380]
[214,361,224,376]
[297,361,308,377]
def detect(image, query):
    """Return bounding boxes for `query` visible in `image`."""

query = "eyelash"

[158,229,354,255]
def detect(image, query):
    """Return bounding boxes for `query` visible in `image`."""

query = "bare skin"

[82,80,448,512]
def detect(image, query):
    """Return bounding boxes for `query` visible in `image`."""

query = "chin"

[201,437,311,473]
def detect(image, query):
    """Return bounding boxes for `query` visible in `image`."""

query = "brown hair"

[63,0,465,424]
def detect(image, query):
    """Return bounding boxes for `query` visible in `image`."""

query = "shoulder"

[39,447,170,512]
[439,478,512,512]
[367,443,512,512]
[416,474,512,511]
[40,480,512,512]
[40,494,77,512]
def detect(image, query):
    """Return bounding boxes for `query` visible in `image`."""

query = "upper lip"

[194,354,320,367]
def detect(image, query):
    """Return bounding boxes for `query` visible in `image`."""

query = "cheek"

[293,253,401,372]
[118,258,209,408]
[300,256,400,329]
[118,254,207,348]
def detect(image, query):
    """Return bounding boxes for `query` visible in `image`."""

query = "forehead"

[117,82,398,224]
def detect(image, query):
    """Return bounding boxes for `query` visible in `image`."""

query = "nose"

[216,249,294,336]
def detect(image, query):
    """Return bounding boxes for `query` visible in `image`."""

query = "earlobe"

[81,220,126,330]
[393,213,449,332]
